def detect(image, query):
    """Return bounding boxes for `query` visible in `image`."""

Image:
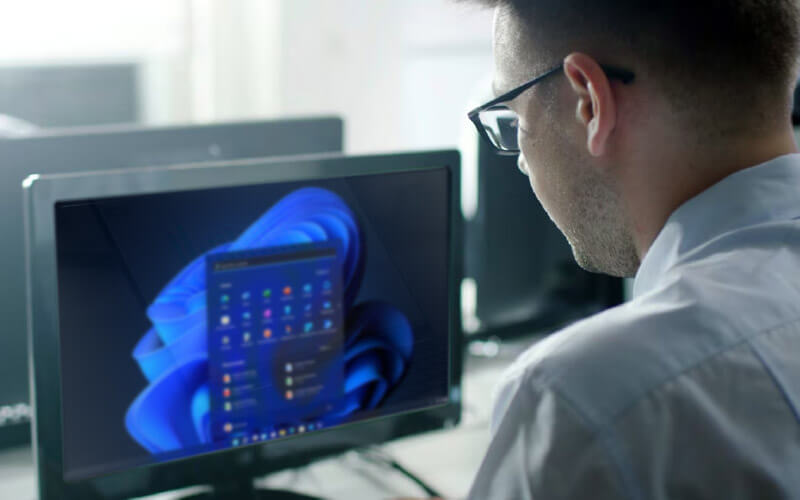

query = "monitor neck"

[179,480,322,500]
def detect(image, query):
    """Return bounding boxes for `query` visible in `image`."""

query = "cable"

[356,447,444,499]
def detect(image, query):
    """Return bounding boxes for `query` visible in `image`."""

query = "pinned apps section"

[205,242,345,444]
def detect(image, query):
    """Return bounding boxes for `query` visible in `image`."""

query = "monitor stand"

[182,480,323,500]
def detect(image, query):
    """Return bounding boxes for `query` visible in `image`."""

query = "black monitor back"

[464,142,623,339]
[0,117,343,448]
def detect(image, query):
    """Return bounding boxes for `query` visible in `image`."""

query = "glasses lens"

[477,106,519,152]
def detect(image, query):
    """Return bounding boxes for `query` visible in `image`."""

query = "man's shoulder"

[499,235,800,427]
[500,276,754,429]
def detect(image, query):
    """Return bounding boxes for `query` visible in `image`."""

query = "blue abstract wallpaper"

[55,170,450,480]
[125,188,414,454]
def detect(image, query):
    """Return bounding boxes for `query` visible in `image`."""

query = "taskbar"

[62,395,451,483]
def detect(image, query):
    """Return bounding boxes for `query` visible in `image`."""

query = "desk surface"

[0,341,534,500]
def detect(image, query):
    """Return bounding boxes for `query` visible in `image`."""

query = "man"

[446,0,800,498]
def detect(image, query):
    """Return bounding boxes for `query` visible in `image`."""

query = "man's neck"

[627,127,799,261]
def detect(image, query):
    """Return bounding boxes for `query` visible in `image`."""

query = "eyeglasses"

[467,63,636,155]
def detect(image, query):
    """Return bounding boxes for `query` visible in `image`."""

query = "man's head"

[465,0,800,277]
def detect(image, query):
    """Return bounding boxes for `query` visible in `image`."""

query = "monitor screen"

[54,168,451,481]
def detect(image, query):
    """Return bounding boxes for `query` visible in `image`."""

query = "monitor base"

[182,482,322,500]
[183,493,320,500]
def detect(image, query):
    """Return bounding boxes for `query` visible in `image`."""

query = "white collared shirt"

[467,154,800,500]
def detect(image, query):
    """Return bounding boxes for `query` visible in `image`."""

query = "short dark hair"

[462,0,800,130]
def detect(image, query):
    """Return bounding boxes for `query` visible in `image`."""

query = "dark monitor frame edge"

[465,280,625,342]
[5,115,344,142]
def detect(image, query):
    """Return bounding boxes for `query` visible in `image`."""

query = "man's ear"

[563,52,617,157]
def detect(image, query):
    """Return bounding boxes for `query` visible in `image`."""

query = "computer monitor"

[463,141,624,339]
[24,150,462,499]
[0,117,343,449]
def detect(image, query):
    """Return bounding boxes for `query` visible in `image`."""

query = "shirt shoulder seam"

[527,377,643,500]
[599,314,800,426]
[747,331,800,425]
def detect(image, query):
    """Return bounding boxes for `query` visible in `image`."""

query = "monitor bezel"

[24,150,462,499]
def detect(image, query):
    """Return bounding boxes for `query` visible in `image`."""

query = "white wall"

[0,0,495,152]
[278,0,493,153]
[0,1,186,61]
[184,0,283,122]
[0,0,192,123]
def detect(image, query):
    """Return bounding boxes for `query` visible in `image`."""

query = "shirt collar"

[633,153,800,299]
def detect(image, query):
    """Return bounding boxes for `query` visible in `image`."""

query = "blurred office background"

[0,0,626,343]
[0,5,628,496]
[0,0,493,152]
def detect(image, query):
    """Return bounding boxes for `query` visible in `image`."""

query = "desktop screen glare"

[55,171,451,480]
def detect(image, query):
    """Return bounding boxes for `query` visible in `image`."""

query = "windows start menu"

[206,242,345,446]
